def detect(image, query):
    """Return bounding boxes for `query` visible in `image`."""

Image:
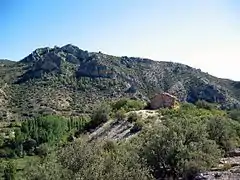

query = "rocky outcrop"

[187,83,227,104]
[228,149,240,157]
[76,60,116,78]
[195,149,240,180]
[0,44,238,118]
[195,171,240,180]
[89,119,134,141]
[168,81,187,101]
[89,110,160,141]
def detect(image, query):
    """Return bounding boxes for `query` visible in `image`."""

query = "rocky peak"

[12,44,240,109]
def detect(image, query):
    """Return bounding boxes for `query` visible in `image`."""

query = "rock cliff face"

[0,44,239,120]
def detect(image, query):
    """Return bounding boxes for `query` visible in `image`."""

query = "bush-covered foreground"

[0,100,240,180]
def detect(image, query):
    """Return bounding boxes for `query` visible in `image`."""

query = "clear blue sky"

[1,0,239,80]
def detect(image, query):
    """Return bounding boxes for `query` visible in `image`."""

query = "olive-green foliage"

[228,109,240,122]
[127,112,139,123]
[112,98,145,112]
[60,139,152,180]
[1,115,90,160]
[0,135,4,147]
[21,115,68,145]
[207,116,240,151]
[3,161,17,180]
[86,103,111,130]
[3,102,240,180]
[195,100,216,110]
[159,104,240,152]
[134,116,221,179]
[0,147,16,158]
[115,108,126,121]
[35,143,49,157]
[23,154,70,180]
[0,160,4,179]
[24,138,152,180]
[67,116,90,133]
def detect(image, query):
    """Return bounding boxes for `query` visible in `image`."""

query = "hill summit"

[0,44,239,120]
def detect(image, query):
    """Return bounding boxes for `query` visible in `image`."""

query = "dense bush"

[0,147,16,158]
[24,138,153,180]
[86,103,111,130]
[0,135,4,147]
[207,116,240,151]
[115,108,126,121]
[195,100,216,110]
[127,112,139,123]
[23,155,70,180]
[3,103,240,179]
[21,115,68,145]
[3,161,17,180]
[67,116,89,132]
[35,143,49,157]
[228,109,240,122]
[134,116,221,179]
[112,98,145,112]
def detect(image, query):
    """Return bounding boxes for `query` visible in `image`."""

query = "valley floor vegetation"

[0,99,240,180]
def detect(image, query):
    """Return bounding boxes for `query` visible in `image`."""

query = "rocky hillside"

[0,44,239,120]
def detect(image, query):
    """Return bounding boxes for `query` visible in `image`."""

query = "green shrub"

[228,110,240,122]
[127,112,139,123]
[102,140,116,152]
[21,115,68,145]
[181,102,196,110]
[35,143,49,157]
[112,98,145,112]
[57,138,153,180]
[86,103,111,130]
[195,100,216,110]
[115,108,126,121]
[0,148,16,158]
[0,135,4,147]
[23,155,70,180]
[4,161,17,180]
[207,116,239,152]
[8,121,21,128]
[67,116,90,132]
[135,117,221,179]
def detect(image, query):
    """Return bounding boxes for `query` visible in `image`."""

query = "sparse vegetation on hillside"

[0,44,240,121]
[1,101,240,179]
[1,45,240,179]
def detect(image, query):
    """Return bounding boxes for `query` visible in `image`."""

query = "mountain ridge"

[0,44,239,121]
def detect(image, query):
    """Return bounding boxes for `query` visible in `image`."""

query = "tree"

[86,103,111,130]
[134,116,221,179]
[21,115,68,145]
[35,143,49,157]
[207,116,239,152]
[112,98,145,112]
[115,108,126,121]
[195,100,216,110]
[4,161,16,180]
[0,135,4,147]
[228,109,240,122]
[23,155,70,180]
[58,138,153,180]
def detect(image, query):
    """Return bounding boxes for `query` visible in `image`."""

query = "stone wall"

[150,92,179,109]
